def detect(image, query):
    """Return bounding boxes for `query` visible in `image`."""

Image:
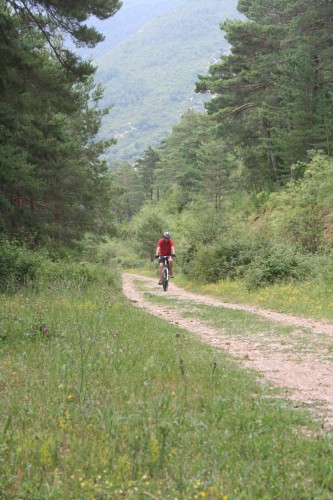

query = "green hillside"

[95,0,240,165]
[74,0,186,59]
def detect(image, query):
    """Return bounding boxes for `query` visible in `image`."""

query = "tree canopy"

[0,0,121,245]
[196,0,333,188]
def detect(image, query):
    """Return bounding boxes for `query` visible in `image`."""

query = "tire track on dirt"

[122,273,333,427]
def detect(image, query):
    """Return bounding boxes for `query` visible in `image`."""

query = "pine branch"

[9,0,65,66]
[215,82,275,92]
[228,103,257,115]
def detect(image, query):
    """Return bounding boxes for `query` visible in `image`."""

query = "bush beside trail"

[0,238,41,292]
[0,238,120,294]
[181,237,313,290]
[243,243,313,290]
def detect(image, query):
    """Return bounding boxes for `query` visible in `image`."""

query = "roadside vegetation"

[100,153,333,324]
[1,261,333,498]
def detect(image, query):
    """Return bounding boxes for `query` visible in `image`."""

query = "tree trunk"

[262,119,280,184]
[54,176,62,226]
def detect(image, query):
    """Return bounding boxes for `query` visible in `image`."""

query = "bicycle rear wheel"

[162,267,168,291]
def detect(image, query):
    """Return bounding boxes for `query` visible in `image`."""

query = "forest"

[1,0,333,293]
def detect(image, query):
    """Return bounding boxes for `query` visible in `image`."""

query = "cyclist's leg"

[158,260,163,284]
[162,266,168,291]
[168,256,174,277]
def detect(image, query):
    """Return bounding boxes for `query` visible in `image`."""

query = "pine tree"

[5,0,122,76]
[135,147,160,201]
[195,0,333,187]
[0,7,116,242]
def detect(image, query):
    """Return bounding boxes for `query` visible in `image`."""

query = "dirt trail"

[122,273,333,428]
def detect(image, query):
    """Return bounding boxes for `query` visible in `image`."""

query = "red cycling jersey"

[157,238,174,256]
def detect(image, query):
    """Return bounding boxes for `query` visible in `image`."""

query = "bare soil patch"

[122,273,333,428]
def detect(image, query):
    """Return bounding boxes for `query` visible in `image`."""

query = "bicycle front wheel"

[162,267,168,291]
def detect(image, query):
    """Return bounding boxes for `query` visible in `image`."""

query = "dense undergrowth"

[1,259,333,498]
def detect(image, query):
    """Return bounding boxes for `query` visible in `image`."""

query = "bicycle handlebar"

[155,254,176,258]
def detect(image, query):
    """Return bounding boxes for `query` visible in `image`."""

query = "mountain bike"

[155,255,175,291]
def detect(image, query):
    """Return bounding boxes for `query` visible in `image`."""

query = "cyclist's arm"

[171,245,175,255]
[155,245,161,257]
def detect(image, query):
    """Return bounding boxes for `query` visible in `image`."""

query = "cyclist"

[155,231,175,285]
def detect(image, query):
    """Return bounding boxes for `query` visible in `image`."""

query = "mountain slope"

[77,0,186,59]
[94,0,240,165]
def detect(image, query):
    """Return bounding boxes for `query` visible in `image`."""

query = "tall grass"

[175,272,333,322]
[0,268,333,498]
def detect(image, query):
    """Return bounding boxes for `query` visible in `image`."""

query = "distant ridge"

[79,0,186,59]
[93,0,240,165]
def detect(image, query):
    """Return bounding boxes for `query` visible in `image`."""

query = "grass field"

[1,270,333,498]
[171,274,333,323]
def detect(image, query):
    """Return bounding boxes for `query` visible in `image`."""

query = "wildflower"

[175,333,181,337]
[43,327,49,333]
[48,285,52,289]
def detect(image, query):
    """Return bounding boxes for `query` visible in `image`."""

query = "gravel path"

[122,273,333,428]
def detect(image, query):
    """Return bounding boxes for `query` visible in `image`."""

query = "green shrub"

[96,237,146,269]
[182,238,258,284]
[181,243,198,277]
[0,238,41,292]
[191,244,221,283]
[244,243,312,290]
[213,238,258,280]
[181,237,313,290]
[261,153,333,253]
[36,259,119,290]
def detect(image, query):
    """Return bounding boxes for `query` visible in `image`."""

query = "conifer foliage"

[0,0,121,244]
[196,0,333,187]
